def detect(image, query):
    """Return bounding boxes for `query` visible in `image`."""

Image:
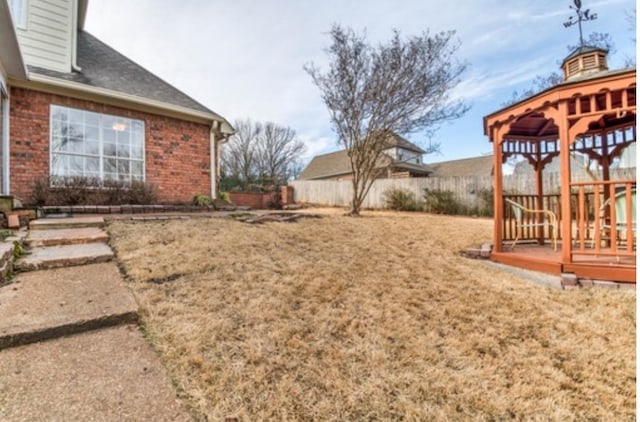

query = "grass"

[108,209,635,421]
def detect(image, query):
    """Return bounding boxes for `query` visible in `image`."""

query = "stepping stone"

[29,216,105,231]
[16,243,114,272]
[0,325,189,420]
[0,263,137,349]
[26,227,109,248]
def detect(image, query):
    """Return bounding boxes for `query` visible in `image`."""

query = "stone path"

[0,217,191,420]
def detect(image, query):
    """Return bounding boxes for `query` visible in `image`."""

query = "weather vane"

[563,0,598,47]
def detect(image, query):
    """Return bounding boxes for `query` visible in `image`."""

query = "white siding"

[15,0,72,72]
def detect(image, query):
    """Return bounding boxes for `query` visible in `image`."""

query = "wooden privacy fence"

[290,168,635,210]
[291,177,493,209]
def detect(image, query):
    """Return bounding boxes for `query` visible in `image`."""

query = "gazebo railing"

[571,179,636,257]
[502,194,564,243]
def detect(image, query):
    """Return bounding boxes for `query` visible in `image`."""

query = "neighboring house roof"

[28,30,217,118]
[299,150,353,180]
[428,155,494,177]
[385,132,426,154]
[298,148,433,180]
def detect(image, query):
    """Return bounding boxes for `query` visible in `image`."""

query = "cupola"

[561,45,609,81]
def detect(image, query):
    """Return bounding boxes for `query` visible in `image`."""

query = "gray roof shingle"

[28,30,218,117]
[428,155,494,177]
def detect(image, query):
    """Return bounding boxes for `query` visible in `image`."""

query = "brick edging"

[42,205,216,215]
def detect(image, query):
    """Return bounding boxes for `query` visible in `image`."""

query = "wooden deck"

[491,242,636,283]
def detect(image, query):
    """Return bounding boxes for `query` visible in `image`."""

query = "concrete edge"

[0,310,139,351]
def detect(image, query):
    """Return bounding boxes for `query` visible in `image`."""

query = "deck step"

[29,216,105,231]
[25,227,109,248]
[16,243,114,272]
[0,263,137,350]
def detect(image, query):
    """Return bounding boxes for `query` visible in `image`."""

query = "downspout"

[1,87,9,195]
[70,0,82,72]
[210,124,218,199]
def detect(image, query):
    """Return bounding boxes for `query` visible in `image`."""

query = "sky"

[84,0,636,166]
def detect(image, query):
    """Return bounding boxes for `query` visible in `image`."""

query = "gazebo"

[483,46,636,283]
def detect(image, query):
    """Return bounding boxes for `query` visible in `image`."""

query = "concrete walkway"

[0,217,191,420]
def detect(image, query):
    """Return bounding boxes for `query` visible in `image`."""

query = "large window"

[50,105,145,183]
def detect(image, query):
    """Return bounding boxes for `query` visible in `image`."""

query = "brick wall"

[9,87,213,204]
[228,192,279,209]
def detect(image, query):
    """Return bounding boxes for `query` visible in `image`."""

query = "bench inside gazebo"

[483,44,636,284]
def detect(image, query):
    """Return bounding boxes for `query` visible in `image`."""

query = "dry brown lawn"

[108,209,636,421]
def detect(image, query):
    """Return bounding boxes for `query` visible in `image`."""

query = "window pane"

[69,109,83,126]
[85,124,99,142]
[86,140,100,156]
[117,142,130,158]
[68,137,84,154]
[117,159,129,174]
[51,120,65,138]
[86,157,99,174]
[51,106,67,123]
[69,155,83,175]
[51,136,66,152]
[51,154,68,176]
[104,142,116,157]
[104,158,117,173]
[131,161,143,178]
[85,111,99,127]
[131,143,143,159]
[103,128,116,144]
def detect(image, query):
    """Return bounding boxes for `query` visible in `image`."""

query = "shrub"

[423,188,460,215]
[192,194,213,206]
[28,176,158,206]
[218,191,230,202]
[423,188,494,217]
[383,188,419,211]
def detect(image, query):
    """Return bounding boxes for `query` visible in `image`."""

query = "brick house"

[0,0,233,204]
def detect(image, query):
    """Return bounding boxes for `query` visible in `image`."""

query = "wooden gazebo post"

[492,125,506,253]
[558,101,572,263]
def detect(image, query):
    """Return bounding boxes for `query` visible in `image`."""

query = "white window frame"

[49,105,146,185]
[7,0,27,29]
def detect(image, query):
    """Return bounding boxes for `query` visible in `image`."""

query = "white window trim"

[49,105,146,185]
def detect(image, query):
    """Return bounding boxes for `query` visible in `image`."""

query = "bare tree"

[220,118,260,190]
[255,122,306,186]
[305,25,468,215]
[221,119,305,190]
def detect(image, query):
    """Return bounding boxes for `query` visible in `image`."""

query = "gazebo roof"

[483,67,636,139]
[561,45,608,66]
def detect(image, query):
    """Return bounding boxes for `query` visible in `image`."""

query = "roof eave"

[19,72,227,125]
[483,68,637,137]
[0,0,27,81]
[77,0,89,29]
